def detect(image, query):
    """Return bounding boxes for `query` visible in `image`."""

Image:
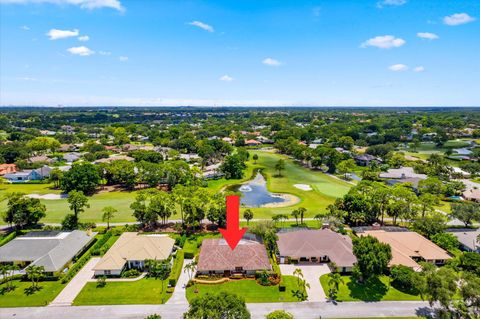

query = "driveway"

[280,264,330,302]
[49,257,99,307]
[166,259,193,305]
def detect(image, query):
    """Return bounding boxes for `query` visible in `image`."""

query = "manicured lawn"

[320,275,421,302]
[186,276,304,303]
[0,280,65,307]
[73,278,171,305]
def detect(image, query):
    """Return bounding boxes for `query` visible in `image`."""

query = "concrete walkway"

[166,259,193,305]
[280,264,330,302]
[49,258,99,307]
[0,301,435,319]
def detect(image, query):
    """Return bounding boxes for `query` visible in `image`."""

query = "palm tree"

[297,207,307,224]
[291,209,300,225]
[102,206,117,229]
[293,268,304,286]
[26,265,44,290]
[184,260,197,281]
[327,272,344,301]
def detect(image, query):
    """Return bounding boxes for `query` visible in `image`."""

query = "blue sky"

[0,0,479,106]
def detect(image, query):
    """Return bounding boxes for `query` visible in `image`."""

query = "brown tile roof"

[197,238,271,272]
[277,229,357,268]
[361,230,451,270]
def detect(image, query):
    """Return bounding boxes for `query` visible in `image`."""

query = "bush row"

[0,231,19,247]
[168,250,184,287]
[90,231,113,256]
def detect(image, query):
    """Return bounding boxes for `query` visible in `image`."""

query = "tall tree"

[275,159,285,177]
[450,202,480,227]
[352,235,392,283]
[102,206,117,229]
[2,192,46,229]
[243,209,254,225]
[183,292,251,319]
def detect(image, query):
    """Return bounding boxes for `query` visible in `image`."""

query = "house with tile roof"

[276,229,357,272]
[93,232,175,277]
[360,230,451,271]
[0,164,17,176]
[197,238,271,276]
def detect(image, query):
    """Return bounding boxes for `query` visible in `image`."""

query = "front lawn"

[0,280,65,307]
[73,277,171,305]
[319,275,421,302]
[186,275,304,303]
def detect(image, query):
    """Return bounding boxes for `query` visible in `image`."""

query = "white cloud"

[99,51,111,55]
[1,0,124,12]
[389,64,408,71]
[443,13,475,26]
[20,25,30,30]
[78,35,89,41]
[46,28,79,40]
[188,21,214,32]
[361,35,405,49]
[414,66,425,72]
[67,46,94,56]
[377,0,406,8]
[417,32,439,40]
[118,56,128,62]
[262,57,282,66]
[219,75,234,82]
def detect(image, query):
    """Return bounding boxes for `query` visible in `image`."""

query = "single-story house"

[450,166,471,178]
[179,153,201,162]
[276,229,357,273]
[379,167,427,180]
[0,230,96,275]
[354,154,382,166]
[245,139,262,147]
[448,229,479,253]
[63,152,82,163]
[197,238,271,276]
[360,230,451,271]
[463,188,480,202]
[93,232,175,277]
[4,165,52,182]
[28,155,54,164]
[0,164,17,176]
[94,155,135,164]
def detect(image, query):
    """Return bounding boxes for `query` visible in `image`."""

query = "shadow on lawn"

[347,277,388,301]
[24,285,43,296]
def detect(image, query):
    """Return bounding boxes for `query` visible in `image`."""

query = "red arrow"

[219,195,247,250]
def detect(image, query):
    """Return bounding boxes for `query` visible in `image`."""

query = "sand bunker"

[26,194,67,200]
[293,184,312,191]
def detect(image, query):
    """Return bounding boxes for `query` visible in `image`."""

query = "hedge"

[0,231,18,247]
[168,250,184,287]
[184,251,194,259]
[90,230,113,256]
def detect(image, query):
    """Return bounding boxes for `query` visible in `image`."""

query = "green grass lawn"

[1,150,352,224]
[186,276,304,303]
[73,278,171,305]
[0,280,65,307]
[320,275,421,302]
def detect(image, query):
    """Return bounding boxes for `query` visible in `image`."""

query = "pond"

[229,172,298,208]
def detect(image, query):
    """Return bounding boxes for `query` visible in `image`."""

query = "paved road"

[49,258,99,306]
[0,301,434,319]
[279,264,330,302]
[166,259,193,305]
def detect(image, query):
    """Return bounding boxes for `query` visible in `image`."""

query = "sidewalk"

[166,259,193,305]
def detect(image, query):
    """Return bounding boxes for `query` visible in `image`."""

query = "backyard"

[319,274,421,302]
[186,275,304,303]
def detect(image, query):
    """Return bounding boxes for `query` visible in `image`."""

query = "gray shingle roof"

[0,230,95,272]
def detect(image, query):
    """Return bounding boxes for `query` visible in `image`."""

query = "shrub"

[266,310,294,319]
[168,278,176,287]
[184,251,194,259]
[90,231,113,256]
[96,276,106,288]
[0,231,19,247]
[390,265,416,292]
[121,269,141,278]
[166,287,175,294]
[278,285,286,292]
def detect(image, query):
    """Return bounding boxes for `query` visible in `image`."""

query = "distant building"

[0,164,17,176]
[245,139,262,146]
[4,165,52,182]
[63,152,81,163]
[379,167,427,180]
[354,154,381,166]
[0,230,95,275]
[28,155,54,164]
[448,229,480,253]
